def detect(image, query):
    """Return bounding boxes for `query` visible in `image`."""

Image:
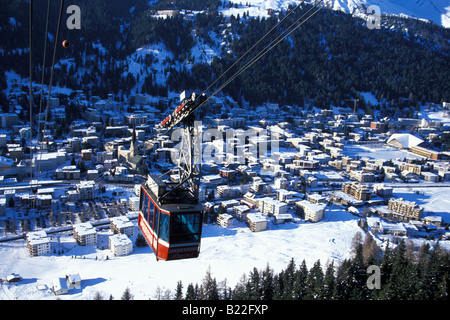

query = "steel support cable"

[38,0,52,141]
[140,2,323,175]
[195,0,324,114]
[162,1,324,133]
[36,0,65,182]
[29,0,34,181]
[200,0,306,97]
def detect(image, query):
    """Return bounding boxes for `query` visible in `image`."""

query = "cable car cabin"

[138,175,203,261]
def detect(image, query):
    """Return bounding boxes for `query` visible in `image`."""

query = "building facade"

[27,231,51,256]
[73,222,98,246]
[110,216,135,237]
[388,197,424,220]
[295,200,326,222]
[109,234,133,256]
[342,182,372,201]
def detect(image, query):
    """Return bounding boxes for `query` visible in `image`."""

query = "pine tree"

[233,273,251,300]
[334,259,353,300]
[135,233,147,247]
[93,291,103,300]
[121,287,133,300]
[281,258,297,300]
[272,273,284,300]
[248,267,262,300]
[362,233,381,265]
[185,283,198,300]
[175,281,183,300]
[388,239,411,299]
[201,267,220,300]
[322,261,336,300]
[293,260,308,300]
[378,240,394,299]
[219,279,232,300]
[305,260,324,299]
[261,264,274,300]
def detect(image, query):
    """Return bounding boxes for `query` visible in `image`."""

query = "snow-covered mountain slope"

[223,0,450,28]
[328,0,450,28]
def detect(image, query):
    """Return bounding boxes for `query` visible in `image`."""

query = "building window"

[142,193,149,220]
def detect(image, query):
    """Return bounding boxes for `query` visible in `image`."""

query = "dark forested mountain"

[1,0,449,110]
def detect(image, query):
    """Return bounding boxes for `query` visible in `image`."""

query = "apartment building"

[247,213,267,232]
[217,213,233,227]
[109,234,133,256]
[410,145,442,160]
[258,197,288,216]
[55,166,81,180]
[110,216,135,237]
[15,193,52,210]
[295,200,326,222]
[342,182,372,201]
[373,184,393,198]
[350,170,375,183]
[388,198,424,220]
[399,163,422,175]
[73,222,97,246]
[76,181,96,200]
[26,231,51,256]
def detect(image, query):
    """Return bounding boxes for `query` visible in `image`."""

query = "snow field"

[0,206,362,300]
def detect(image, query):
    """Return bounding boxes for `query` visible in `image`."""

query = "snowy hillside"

[328,0,450,28]
[222,0,450,28]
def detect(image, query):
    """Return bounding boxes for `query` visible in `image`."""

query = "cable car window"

[159,212,170,242]
[148,200,154,228]
[142,194,149,218]
[139,190,145,211]
[154,208,160,233]
[171,213,201,243]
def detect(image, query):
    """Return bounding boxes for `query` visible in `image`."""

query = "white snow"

[359,91,378,106]
[125,42,174,90]
[343,144,425,161]
[220,0,450,28]
[0,206,363,300]
[387,133,424,149]
[327,0,450,28]
[392,187,450,223]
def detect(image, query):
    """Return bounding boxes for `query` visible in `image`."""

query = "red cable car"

[138,175,203,261]
[138,91,206,261]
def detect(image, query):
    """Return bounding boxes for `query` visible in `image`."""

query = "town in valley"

[1,83,449,297]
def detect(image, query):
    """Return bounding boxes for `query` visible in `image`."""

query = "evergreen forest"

[167,234,449,300]
[1,0,449,113]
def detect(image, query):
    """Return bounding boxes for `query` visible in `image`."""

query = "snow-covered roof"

[110,216,133,229]
[247,213,267,223]
[387,133,424,149]
[295,200,326,213]
[27,231,49,246]
[73,222,97,236]
[109,234,132,246]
